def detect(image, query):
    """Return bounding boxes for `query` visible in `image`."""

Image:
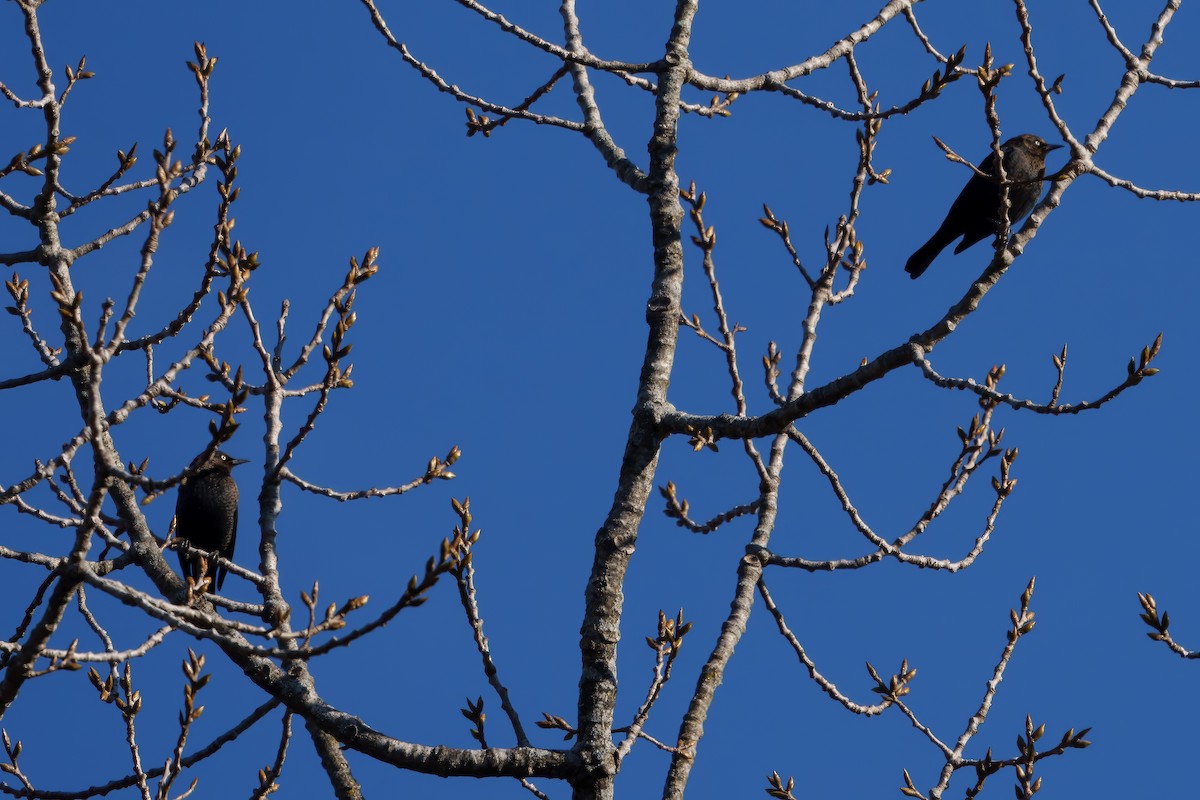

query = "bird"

[173,449,249,592]
[905,134,1062,279]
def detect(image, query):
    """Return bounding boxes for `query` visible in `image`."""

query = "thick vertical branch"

[250,324,363,800]
[571,2,696,798]
[0,1,120,718]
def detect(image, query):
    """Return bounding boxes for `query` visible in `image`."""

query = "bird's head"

[1006,133,1062,158]
[190,449,250,472]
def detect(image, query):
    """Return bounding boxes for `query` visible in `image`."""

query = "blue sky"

[1,1,1197,798]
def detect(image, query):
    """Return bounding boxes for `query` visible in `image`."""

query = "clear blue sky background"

[1,2,1197,798]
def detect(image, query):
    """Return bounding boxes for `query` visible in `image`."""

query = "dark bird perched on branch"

[174,449,249,592]
[905,134,1062,279]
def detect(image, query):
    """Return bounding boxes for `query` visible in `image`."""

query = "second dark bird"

[905,134,1062,279]
[174,449,248,592]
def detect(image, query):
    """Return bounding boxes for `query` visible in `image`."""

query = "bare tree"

[0,1,1195,799]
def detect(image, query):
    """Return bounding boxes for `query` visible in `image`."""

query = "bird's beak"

[230,458,251,467]
[1045,144,1063,152]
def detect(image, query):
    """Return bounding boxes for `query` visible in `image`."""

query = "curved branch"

[915,342,1160,415]
[686,0,918,92]
[757,579,894,716]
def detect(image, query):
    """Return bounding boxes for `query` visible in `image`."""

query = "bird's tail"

[904,227,957,279]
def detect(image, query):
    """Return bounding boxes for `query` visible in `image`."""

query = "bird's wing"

[227,507,238,563]
[173,489,193,580]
